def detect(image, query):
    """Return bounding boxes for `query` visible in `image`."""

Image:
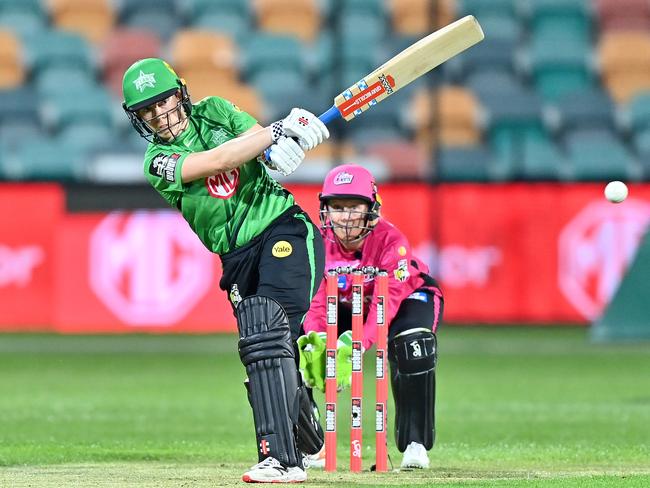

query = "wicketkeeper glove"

[336,331,354,391]
[297,331,327,391]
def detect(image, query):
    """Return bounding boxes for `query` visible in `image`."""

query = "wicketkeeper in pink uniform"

[298,163,444,470]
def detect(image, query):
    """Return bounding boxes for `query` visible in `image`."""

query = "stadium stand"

[49,0,115,44]
[0,0,647,184]
[0,29,25,89]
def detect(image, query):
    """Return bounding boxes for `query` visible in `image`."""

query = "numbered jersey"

[142,96,295,255]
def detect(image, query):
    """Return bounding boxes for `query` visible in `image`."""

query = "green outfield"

[0,327,648,487]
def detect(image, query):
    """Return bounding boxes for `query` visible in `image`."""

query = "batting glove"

[264,136,305,176]
[297,331,327,392]
[280,108,330,151]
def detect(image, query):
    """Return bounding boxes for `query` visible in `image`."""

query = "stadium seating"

[527,38,594,102]
[119,0,181,41]
[595,0,650,32]
[388,0,456,35]
[182,0,251,41]
[528,0,592,40]
[436,145,491,182]
[520,137,570,181]
[565,129,642,181]
[0,30,24,89]
[546,87,615,135]
[0,0,47,37]
[101,28,162,97]
[254,0,320,42]
[170,30,239,86]
[49,0,115,44]
[4,139,87,181]
[407,86,481,150]
[0,0,647,184]
[598,31,650,103]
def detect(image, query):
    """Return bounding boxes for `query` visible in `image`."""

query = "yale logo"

[272,240,292,258]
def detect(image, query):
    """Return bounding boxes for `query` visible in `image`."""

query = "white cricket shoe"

[242,457,307,483]
[304,445,326,469]
[400,442,430,469]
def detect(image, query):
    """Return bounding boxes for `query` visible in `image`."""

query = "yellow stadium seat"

[182,75,265,121]
[170,30,239,86]
[253,0,320,42]
[410,86,481,149]
[0,30,25,89]
[49,0,115,44]
[599,31,650,103]
[389,0,456,35]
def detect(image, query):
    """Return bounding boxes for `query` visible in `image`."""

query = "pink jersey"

[304,219,443,349]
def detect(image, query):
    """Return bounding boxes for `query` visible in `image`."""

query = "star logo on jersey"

[133,70,156,93]
[211,128,228,146]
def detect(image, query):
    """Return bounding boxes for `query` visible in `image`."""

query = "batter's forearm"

[181,125,272,182]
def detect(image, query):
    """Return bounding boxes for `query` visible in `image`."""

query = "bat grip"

[263,106,341,162]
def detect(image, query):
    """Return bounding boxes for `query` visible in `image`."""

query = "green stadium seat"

[521,137,570,181]
[527,0,592,40]
[34,67,99,97]
[25,31,95,75]
[528,38,594,101]
[632,129,650,178]
[546,87,615,135]
[0,0,47,37]
[119,0,180,41]
[436,145,491,182]
[447,38,516,80]
[249,70,305,114]
[244,34,305,79]
[4,139,87,181]
[566,130,642,181]
[58,124,117,151]
[40,89,114,132]
[479,14,521,42]
[459,0,518,19]
[627,92,650,132]
[483,90,546,159]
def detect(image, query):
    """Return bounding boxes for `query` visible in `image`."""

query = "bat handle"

[263,106,341,162]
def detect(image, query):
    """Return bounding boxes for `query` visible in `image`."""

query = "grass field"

[0,327,648,487]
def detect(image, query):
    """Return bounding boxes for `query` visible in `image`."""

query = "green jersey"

[143,96,296,255]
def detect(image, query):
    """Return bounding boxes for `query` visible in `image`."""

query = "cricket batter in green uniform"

[122,58,329,483]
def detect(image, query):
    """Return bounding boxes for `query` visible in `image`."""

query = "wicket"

[324,266,389,472]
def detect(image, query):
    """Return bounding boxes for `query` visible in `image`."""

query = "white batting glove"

[280,108,330,151]
[265,136,305,176]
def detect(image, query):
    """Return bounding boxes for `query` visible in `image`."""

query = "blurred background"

[1,0,649,339]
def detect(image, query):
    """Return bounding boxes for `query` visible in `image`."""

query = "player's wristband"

[270,120,284,142]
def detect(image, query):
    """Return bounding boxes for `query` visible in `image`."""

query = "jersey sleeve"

[303,275,327,334]
[207,96,258,135]
[363,235,417,350]
[143,148,190,208]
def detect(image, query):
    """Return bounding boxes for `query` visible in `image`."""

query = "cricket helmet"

[319,164,382,241]
[122,58,192,143]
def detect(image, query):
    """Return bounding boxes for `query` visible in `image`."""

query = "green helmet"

[122,58,192,143]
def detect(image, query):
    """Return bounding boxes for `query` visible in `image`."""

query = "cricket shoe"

[303,445,326,469]
[242,457,307,483]
[400,442,429,469]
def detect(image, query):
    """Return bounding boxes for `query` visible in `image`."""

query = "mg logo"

[206,168,239,199]
[89,211,215,325]
[559,199,650,319]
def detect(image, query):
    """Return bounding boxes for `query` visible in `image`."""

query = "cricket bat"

[265,15,484,159]
[318,15,484,124]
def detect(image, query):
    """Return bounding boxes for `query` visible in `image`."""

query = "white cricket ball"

[604,181,628,203]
